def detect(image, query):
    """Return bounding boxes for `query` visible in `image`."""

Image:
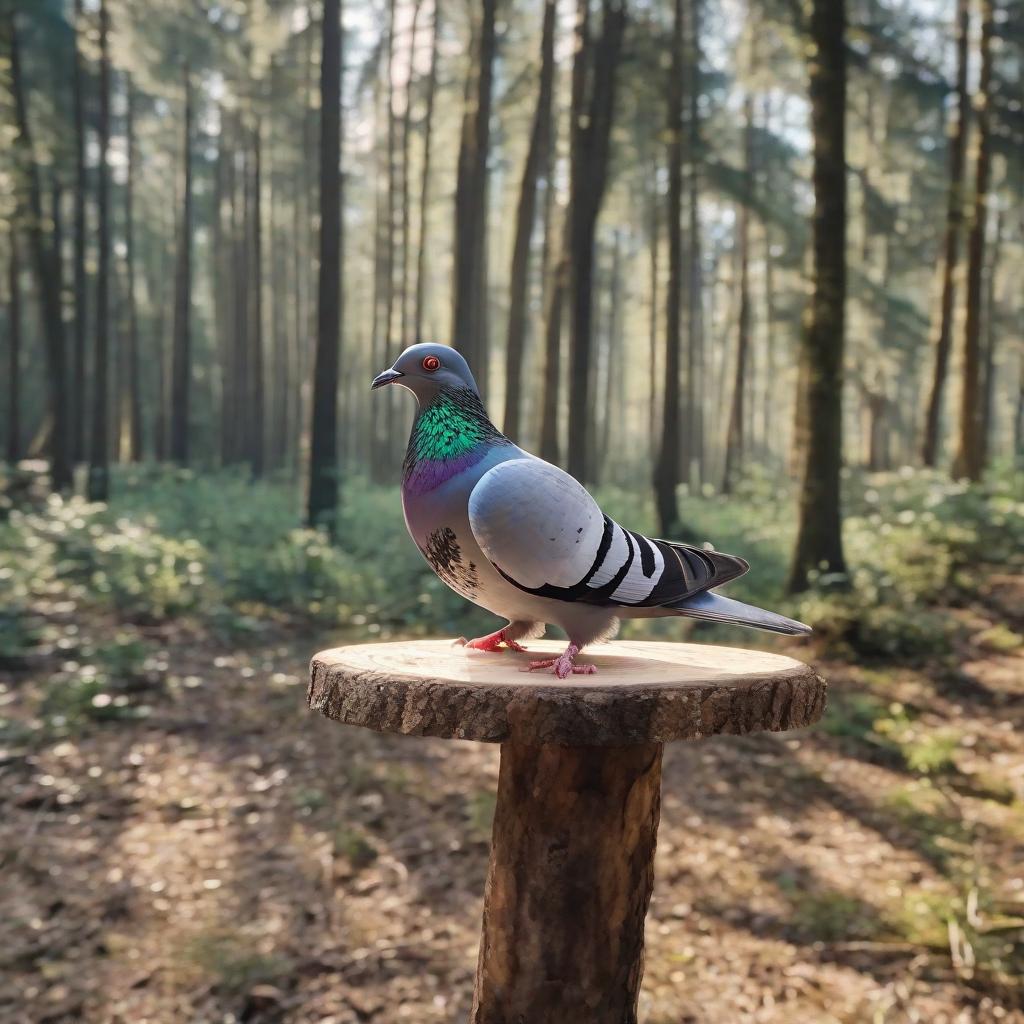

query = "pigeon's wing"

[467,458,748,609]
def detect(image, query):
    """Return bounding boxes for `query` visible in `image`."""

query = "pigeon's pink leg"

[524,641,596,679]
[454,627,528,653]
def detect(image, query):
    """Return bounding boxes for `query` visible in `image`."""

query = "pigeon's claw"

[460,628,528,654]
[522,642,595,679]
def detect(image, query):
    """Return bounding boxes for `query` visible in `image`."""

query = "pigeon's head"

[371,343,479,401]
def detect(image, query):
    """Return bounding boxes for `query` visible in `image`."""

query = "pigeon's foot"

[523,642,595,679]
[455,628,528,654]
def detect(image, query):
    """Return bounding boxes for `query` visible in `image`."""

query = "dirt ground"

[1,590,1022,1023]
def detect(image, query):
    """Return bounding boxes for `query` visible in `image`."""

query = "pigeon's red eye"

[422,355,441,372]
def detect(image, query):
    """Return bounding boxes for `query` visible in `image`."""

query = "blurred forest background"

[2,0,1024,1020]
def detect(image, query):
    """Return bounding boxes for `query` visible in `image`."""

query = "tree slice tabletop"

[309,639,826,747]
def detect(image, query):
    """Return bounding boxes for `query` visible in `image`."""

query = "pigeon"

[372,342,811,678]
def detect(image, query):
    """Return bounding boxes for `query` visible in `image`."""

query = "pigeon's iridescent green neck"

[403,387,508,494]
[413,393,490,459]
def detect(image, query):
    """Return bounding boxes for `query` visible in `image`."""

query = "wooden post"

[472,741,662,1022]
[309,640,826,1021]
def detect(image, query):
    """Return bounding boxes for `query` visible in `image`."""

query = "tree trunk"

[647,180,659,453]
[599,229,622,473]
[503,0,556,440]
[383,0,398,362]
[761,96,775,456]
[538,239,567,465]
[5,231,21,465]
[250,121,266,479]
[722,92,754,495]
[307,0,343,531]
[8,11,72,492]
[787,0,848,594]
[654,0,684,536]
[414,0,440,344]
[152,187,173,462]
[952,0,994,483]
[979,207,1002,469]
[398,0,423,351]
[1015,357,1024,468]
[921,0,969,468]
[71,0,88,465]
[471,741,662,1024]
[124,78,142,462]
[452,0,497,398]
[566,0,626,482]
[215,112,234,466]
[230,129,250,467]
[685,0,703,488]
[87,0,112,500]
[369,16,391,476]
[170,67,193,466]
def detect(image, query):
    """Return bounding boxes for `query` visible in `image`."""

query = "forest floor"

[2,582,1023,1024]
[1,470,1023,1023]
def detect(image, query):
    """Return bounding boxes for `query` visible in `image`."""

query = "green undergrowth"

[0,464,1019,662]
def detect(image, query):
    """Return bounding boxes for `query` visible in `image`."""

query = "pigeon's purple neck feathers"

[402,386,510,496]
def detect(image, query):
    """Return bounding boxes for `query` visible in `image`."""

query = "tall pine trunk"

[398,0,423,350]
[307,0,343,531]
[71,0,88,465]
[979,208,1002,467]
[787,0,848,594]
[249,122,266,479]
[685,0,703,487]
[170,67,193,465]
[952,0,994,482]
[6,231,21,464]
[566,0,625,481]
[452,0,497,398]
[722,91,754,494]
[8,12,72,491]
[654,0,685,535]
[538,219,568,464]
[215,112,234,465]
[124,78,142,462]
[921,0,970,467]
[87,0,112,500]
[503,0,556,440]
[647,180,659,452]
[414,0,440,344]
[383,0,398,361]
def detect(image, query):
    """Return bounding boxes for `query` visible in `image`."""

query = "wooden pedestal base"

[309,639,826,1019]
[471,741,663,1023]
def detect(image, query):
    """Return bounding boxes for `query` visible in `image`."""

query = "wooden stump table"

[308,639,826,1023]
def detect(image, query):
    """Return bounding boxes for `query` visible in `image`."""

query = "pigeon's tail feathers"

[657,540,749,591]
[671,590,812,636]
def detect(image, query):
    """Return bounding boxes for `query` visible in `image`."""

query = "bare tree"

[952,0,994,482]
[5,231,21,465]
[452,0,498,397]
[123,77,142,462]
[503,0,556,440]
[8,11,72,491]
[88,0,112,500]
[414,0,441,344]
[722,91,754,494]
[170,67,194,465]
[921,0,970,467]
[788,0,848,593]
[654,0,685,534]
[72,0,88,465]
[308,0,344,530]
[566,0,626,480]
[249,121,266,478]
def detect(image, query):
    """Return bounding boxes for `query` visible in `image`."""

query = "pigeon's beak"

[371,368,403,390]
